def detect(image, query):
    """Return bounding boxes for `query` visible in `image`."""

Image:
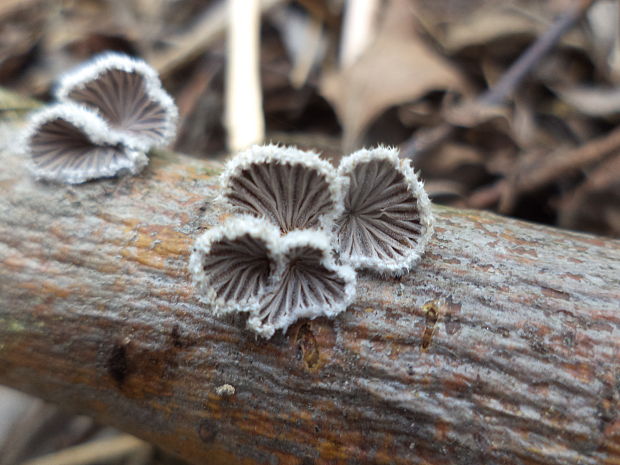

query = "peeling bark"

[0,122,619,465]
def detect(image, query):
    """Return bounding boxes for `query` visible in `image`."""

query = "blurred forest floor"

[1,0,619,464]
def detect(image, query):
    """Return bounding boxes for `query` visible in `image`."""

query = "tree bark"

[0,121,619,465]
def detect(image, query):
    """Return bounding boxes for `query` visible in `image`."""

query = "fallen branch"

[0,120,619,465]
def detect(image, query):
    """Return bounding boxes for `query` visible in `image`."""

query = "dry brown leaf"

[0,0,43,20]
[427,142,484,172]
[320,0,465,150]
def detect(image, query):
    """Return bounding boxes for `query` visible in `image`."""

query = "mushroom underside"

[337,158,423,263]
[198,233,276,308]
[68,69,169,141]
[248,245,352,336]
[29,118,130,181]
[225,161,336,232]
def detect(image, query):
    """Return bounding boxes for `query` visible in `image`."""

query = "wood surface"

[0,121,619,465]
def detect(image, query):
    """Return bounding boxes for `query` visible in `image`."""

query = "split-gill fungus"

[220,144,345,233]
[336,146,434,275]
[22,52,177,184]
[189,216,281,315]
[190,216,356,339]
[246,230,356,339]
[22,103,148,184]
[191,145,434,338]
[55,52,178,149]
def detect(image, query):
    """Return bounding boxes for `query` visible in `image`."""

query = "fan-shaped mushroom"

[22,103,147,184]
[247,229,356,339]
[189,145,433,338]
[220,144,345,234]
[335,146,434,275]
[189,216,282,314]
[55,52,178,149]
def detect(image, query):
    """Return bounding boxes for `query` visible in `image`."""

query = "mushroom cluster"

[22,53,177,184]
[190,144,434,338]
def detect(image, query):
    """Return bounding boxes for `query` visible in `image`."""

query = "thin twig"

[225,0,265,152]
[339,0,380,67]
[401,0,597,160]
[480,0,597,106]
[468,124,620,212]
[466,180,507,209]
[515,123,620,193]
[175,58,223,124]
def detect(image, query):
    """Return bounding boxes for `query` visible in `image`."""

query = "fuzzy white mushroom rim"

[189,217,356,338]
[22,103,148,184]
[190,144,434,337]
[247,229,357,339]
[189,216,282,315]
[220,144,345,234]
[55,52,178,150]
[335,146,434,275]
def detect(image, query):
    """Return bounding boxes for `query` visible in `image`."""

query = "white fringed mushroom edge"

[20,103,148,184]
[219,143,347,236]
[54,52,178,149]
[337,145,435,276]
[188,216,284,316]
[247,229,357,339]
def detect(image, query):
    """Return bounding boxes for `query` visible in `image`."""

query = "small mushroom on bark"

[189,216,281,315]
[220,144,345,234]
[335,146,434,275]
[190,218,356,339]
[189,144,433,338]
[55,52,178,150]
[247,229,357,339]
[22,103,147,184]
